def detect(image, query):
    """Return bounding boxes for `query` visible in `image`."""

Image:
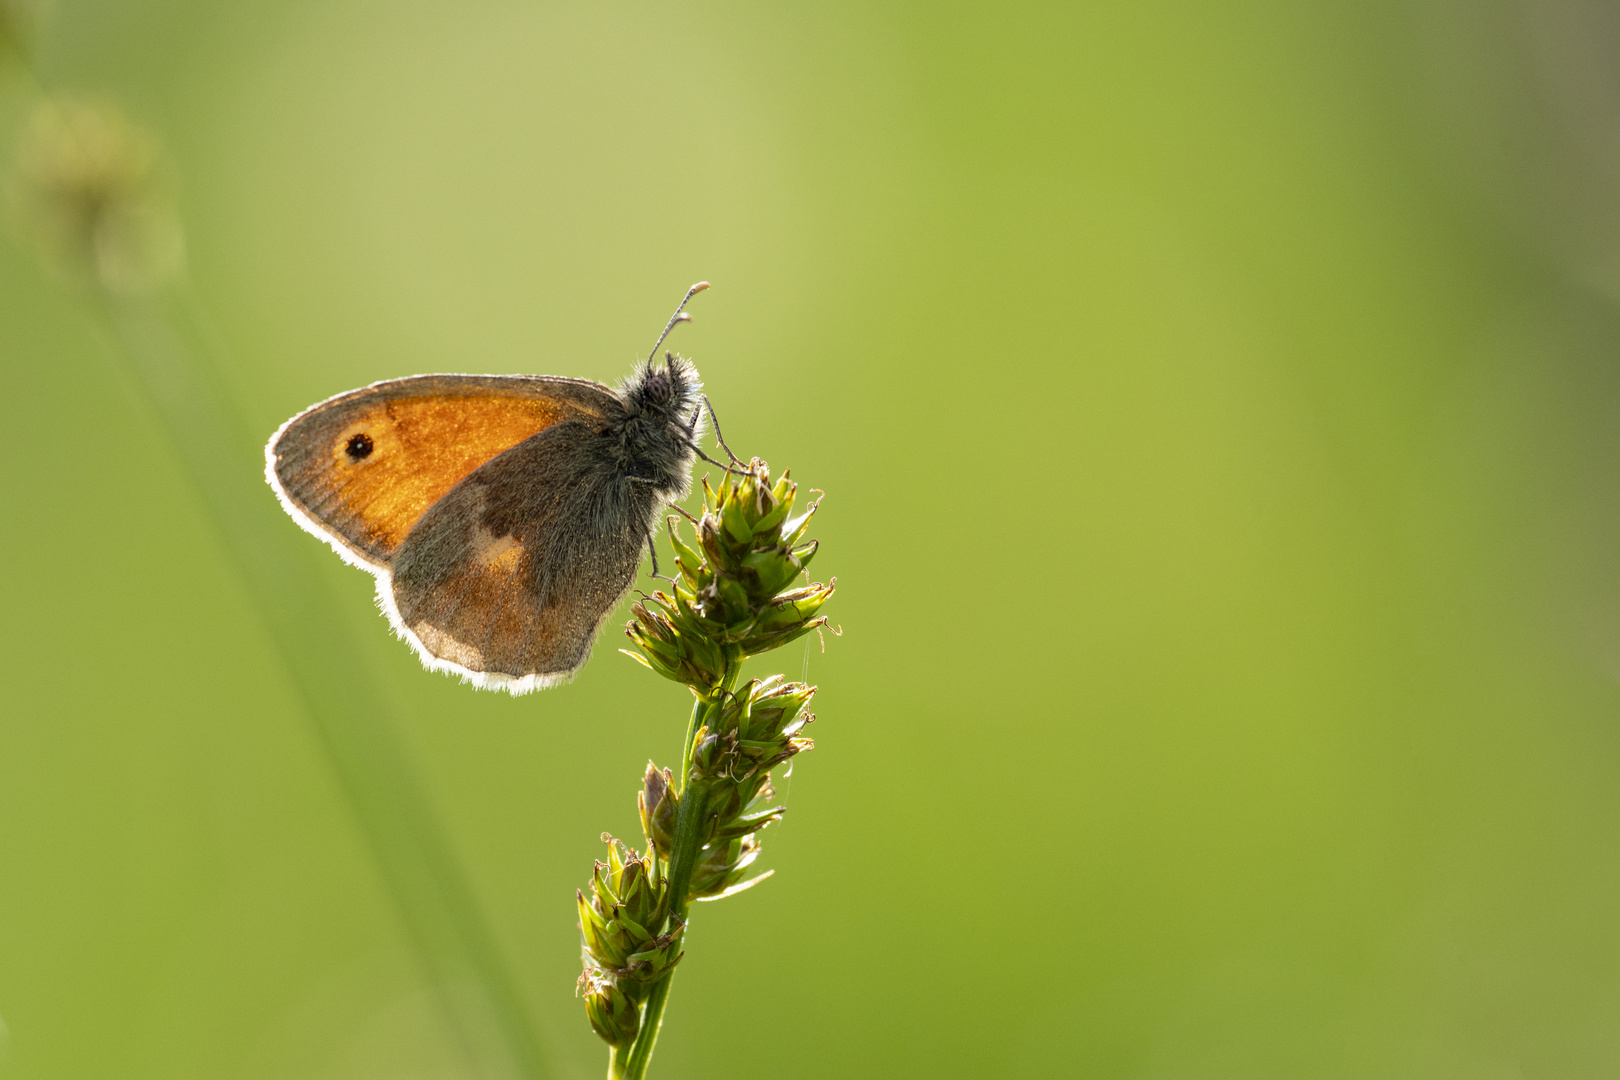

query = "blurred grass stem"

[2,31,552,1073]
[93,291,555,1079]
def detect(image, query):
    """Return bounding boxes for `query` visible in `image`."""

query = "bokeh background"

[4,0,1620,1077]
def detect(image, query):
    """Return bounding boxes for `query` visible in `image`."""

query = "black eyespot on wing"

[345,432,374,460]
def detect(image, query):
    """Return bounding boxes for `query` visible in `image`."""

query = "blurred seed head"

[9,96,184,293]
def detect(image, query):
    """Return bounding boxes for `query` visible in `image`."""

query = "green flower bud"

[617,919,685,987]
[579,968,641,1047]
[639,460,835,660]
[622,594,731,691]
[577,835,672,976]
[710,799,786,843]
[638,764,678,858]
[735,582,835,654]
[687,834,766,901]
[735,677,815,742]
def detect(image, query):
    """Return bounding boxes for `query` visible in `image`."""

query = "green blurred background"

[4,0,1620,1077]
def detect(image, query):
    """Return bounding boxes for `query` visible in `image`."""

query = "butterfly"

[264,283,735,694]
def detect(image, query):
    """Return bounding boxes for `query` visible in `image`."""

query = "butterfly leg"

[702,394,745,466]
[692,446,747,475]
[627,476,687,580]
[671,433,747,476]
[645,530,677,584]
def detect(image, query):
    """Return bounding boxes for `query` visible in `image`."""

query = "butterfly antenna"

[646,281,710,363]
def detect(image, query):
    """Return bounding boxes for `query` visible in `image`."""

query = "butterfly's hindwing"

[387,424,656,684]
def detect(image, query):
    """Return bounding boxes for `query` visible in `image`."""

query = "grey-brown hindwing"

[389,422,656,681]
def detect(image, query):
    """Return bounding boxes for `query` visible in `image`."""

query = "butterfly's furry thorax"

[609,355,703,500]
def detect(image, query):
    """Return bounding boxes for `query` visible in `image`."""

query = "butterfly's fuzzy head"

[616,354,703,498]
[622,353,701,425]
